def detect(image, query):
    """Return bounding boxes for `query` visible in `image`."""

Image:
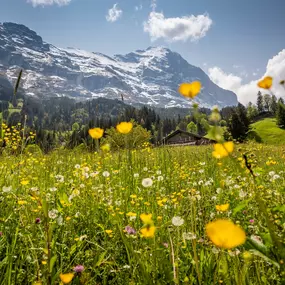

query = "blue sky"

[1,0,285,103]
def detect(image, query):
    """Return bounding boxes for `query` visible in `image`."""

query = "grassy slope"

[251,118,285,145]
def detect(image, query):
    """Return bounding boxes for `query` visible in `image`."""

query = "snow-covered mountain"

[0,22,238,108]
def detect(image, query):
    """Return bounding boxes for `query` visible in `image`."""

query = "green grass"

[251,118,285,145]
[0,143,284,284]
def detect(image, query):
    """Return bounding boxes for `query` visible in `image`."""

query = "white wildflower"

[49,187,57,192]
[157,176,164,181]
[182,232,196,240]
[48,209,59,219]
[57,215,63,226]
[172,216,184,227]
[2,186,12,193]
[103,171,110,177]
[142,178,153,188]
[55,175,64,183]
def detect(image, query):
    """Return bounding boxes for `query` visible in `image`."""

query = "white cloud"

[151,0,157,11]
[27,0,71,6]
[106,4,122,23]
[135,4,143,11]
[208,67,243,93]
[208,49,285,105]
[143,11,212,42]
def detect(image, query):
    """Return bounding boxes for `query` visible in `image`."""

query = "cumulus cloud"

[27,0,71,6]
[106,3,123,23]
[143,11,212,42]
[151,0,157,11]
[208,49,285,105]
[135,4,143,11]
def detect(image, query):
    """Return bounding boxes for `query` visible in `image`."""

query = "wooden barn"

[162,129,215,146]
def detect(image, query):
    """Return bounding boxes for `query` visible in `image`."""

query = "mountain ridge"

[0,22,238,108]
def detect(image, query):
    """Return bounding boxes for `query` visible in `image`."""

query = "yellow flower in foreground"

[100,143,110,152]
[140,226,156,238]
[178,81,202,99]
[212,142,234,159]
[60,273,74,284]
[206,219,246,249]
[116,122,133,134]
[20,180,29,186]
[258,76,273,89]
[88,128,104,139]
[140,213,153,225]
[216,204,230,212]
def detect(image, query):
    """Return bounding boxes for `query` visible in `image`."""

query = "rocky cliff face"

[0,22,238,108]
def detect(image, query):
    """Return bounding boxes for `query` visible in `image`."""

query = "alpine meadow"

[1,1,285,284]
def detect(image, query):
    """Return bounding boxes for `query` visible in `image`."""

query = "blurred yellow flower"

[105,230,113,234]
[215,204,230,212]
[20,180,29,186]
[60,273,74,284]
[140,226,156,238]
[18,200,27,205]
[258,76,272,89]
[116,122,133,134]
[140,213,153,224]
[206,219,246,249]
[212,142,234,159]
[88,128,104,139]
[178,81,201,99]
[100,143,110,152]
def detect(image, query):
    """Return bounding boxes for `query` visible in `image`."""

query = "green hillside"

[251,118,285,145]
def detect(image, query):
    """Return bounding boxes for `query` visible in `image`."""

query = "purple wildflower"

[35,218,41,224]
[125,225,136,235]
[0,232,2,237]
[249,219,254,224]
[73,265,84,273]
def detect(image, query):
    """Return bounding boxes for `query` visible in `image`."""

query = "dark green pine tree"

[270,95,278,115]
[276,102,285,128]
[256,91,264,113]
[228,103,250,142]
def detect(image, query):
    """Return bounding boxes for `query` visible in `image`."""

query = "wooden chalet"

[162,129,215,146]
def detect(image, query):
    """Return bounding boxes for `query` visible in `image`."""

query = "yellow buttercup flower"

[88,128,104,139]
[105,230,113,234]
[215,204,230,212]
[178,82,202,99]
[140,226,156,238]
[206,219,246,249]
[60,273,74,284]
[140,213,153,225]
[258,76,272,89]
[116,122,133,134]
[20,180,29,186]
[212,142,234,159]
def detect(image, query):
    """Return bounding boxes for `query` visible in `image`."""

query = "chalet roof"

[162,129,214,142]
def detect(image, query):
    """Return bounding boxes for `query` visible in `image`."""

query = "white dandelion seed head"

[48,209,59,219]
[49,187,58,192]
[142,178,153,188]
[103,171,110,177]
[2,186,12,193]
[182,232,196,240]
[172,216,184,227]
